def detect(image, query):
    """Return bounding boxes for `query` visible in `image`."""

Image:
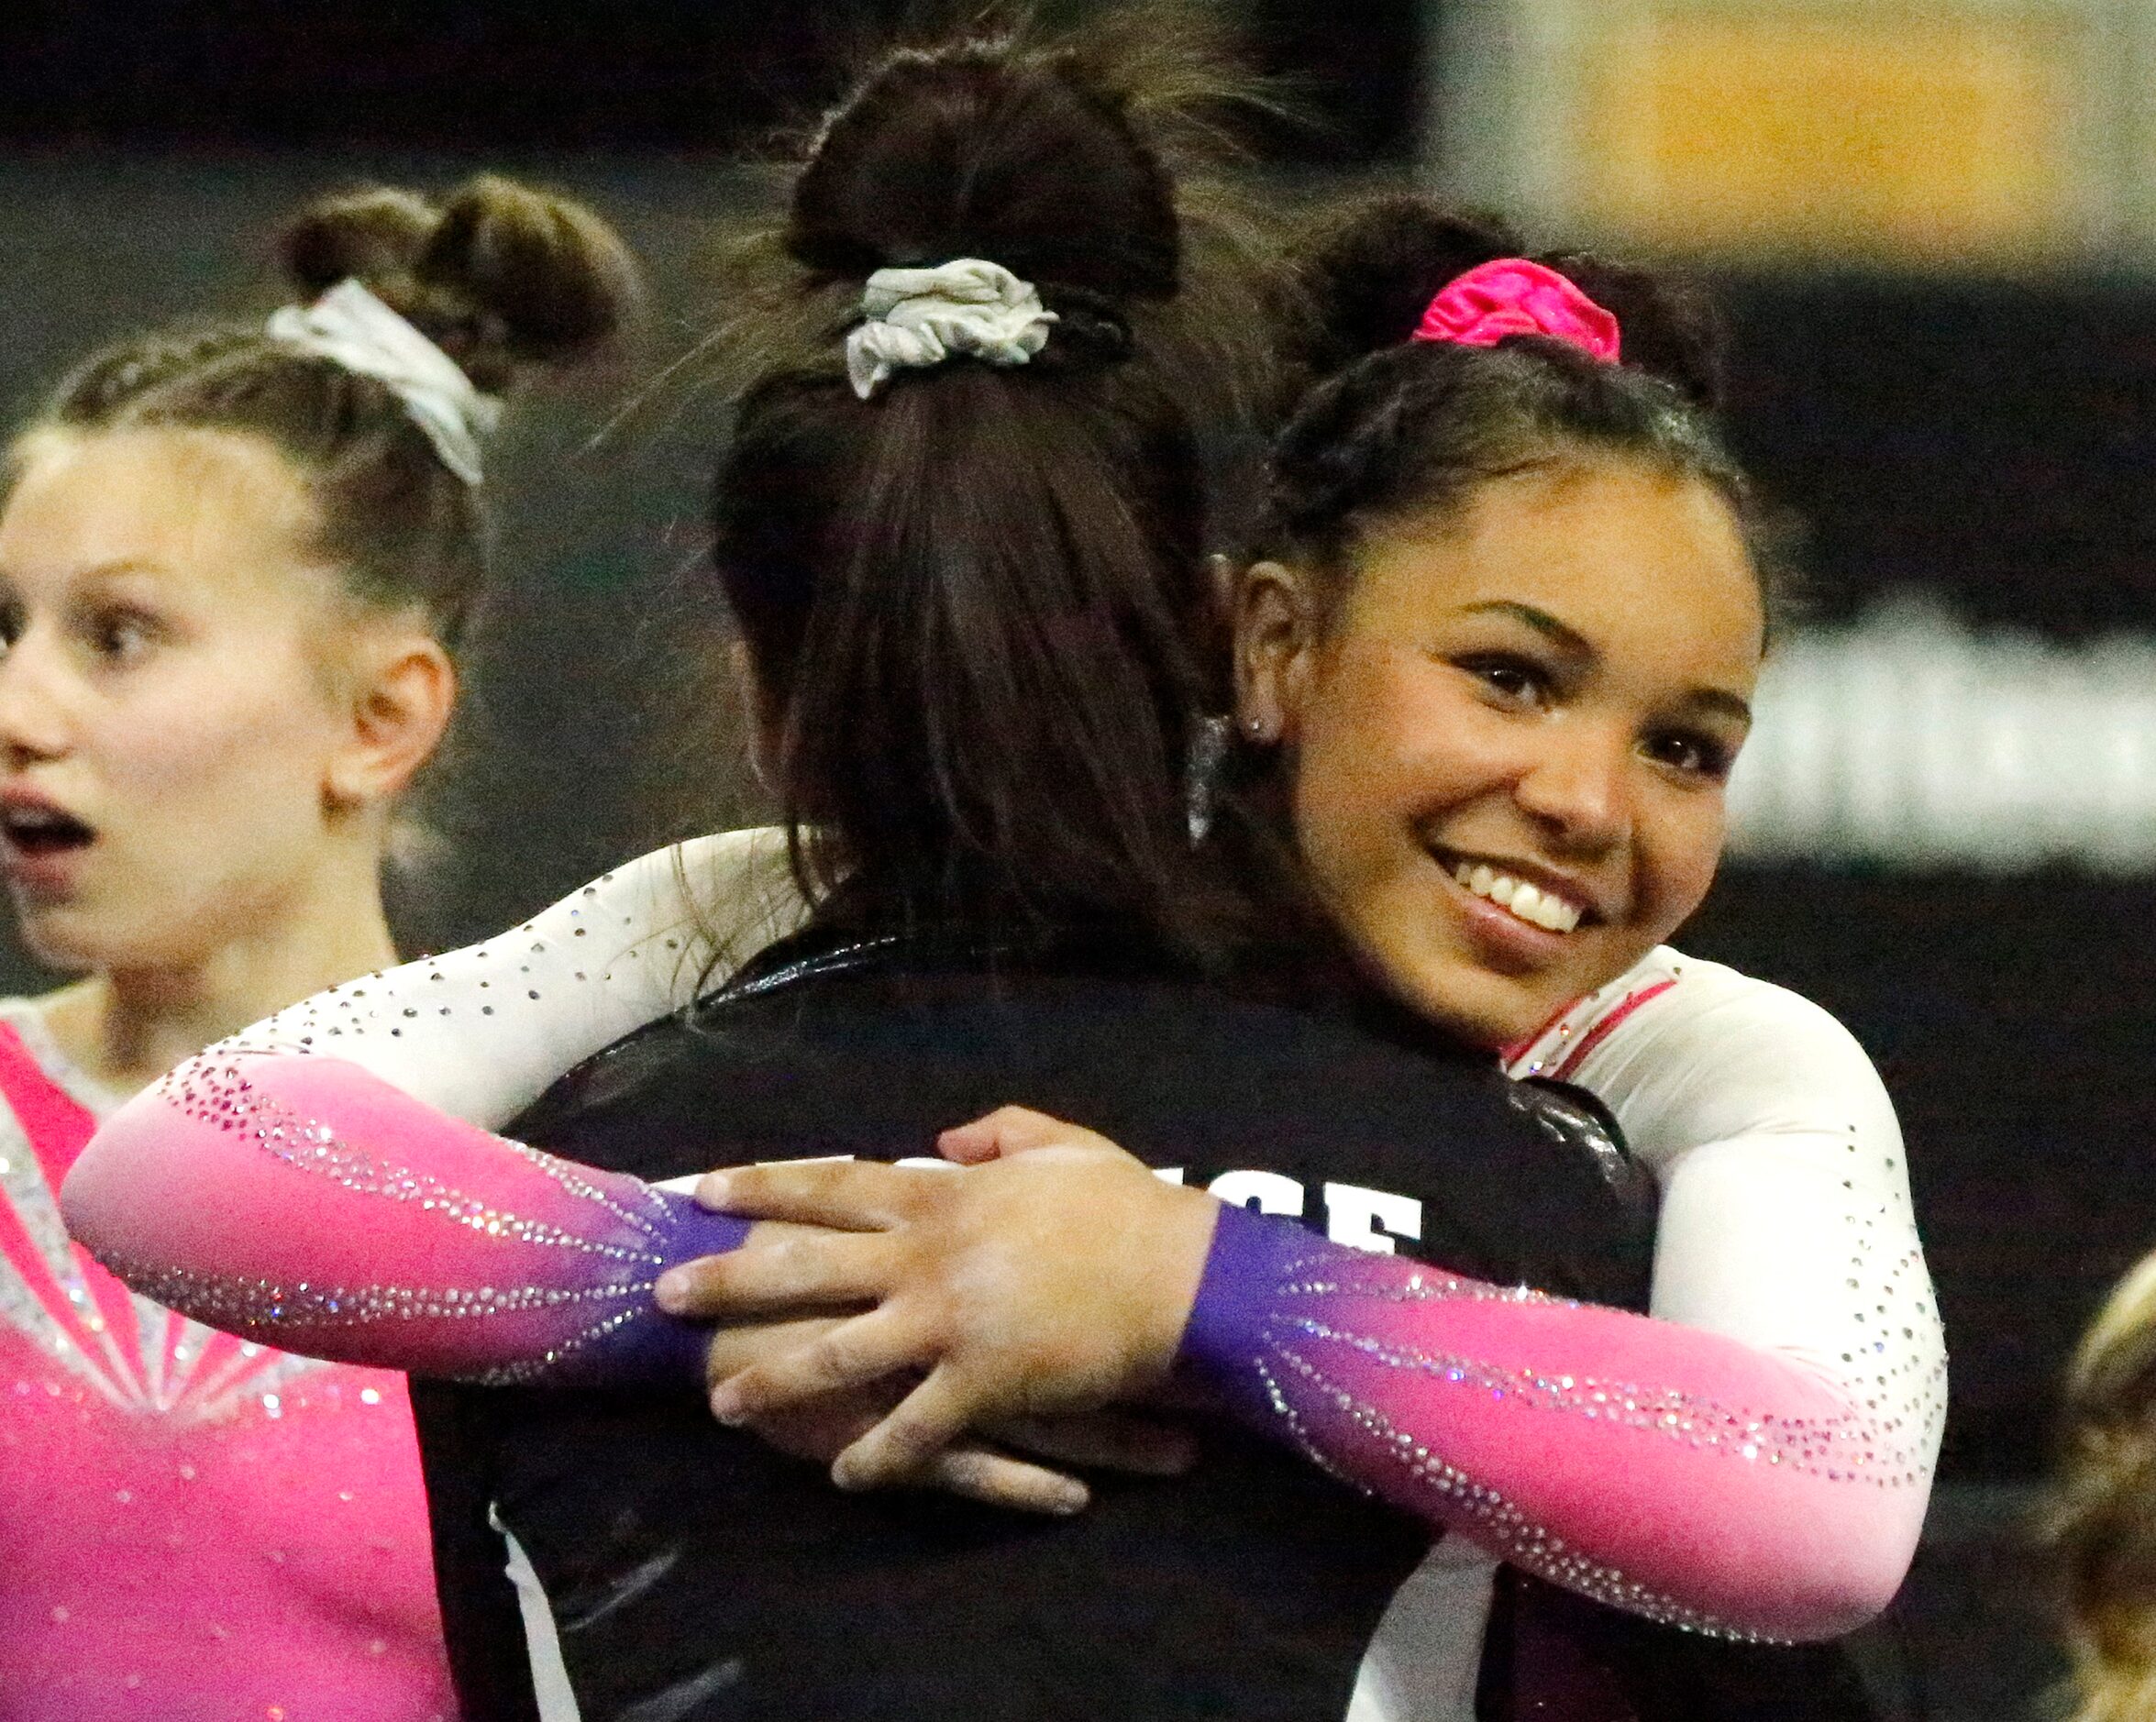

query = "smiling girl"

[66,137,1937,1722]
[0,175,636,1717]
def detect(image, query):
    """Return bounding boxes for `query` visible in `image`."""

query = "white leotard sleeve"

[1504,947,1948,1482]
[1347,949,1948,1716]
[233,827,809,1127]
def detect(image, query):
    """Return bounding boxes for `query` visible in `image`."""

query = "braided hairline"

[1256,337,1769,631]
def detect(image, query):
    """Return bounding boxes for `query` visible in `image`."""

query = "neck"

[41,845,400,1097]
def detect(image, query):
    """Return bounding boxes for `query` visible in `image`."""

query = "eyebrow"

[1461,599,1754,726]
[0,558,169,589]
[1680,686,1754,726]
[1459,600,1595,657]
[72,559,169,586]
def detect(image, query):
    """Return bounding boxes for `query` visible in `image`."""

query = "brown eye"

[90,611,156,663]
[1456,654,1553,709]
[1642,728,1732,779]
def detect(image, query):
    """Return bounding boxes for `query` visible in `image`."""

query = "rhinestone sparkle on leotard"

[127,1051,690,1384]
[1238,1253,1920,1639]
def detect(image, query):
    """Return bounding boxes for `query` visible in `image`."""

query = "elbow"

[1775,1562,1905,1643]
[1732,1512,1920,1642]
[57,1120,135,1258]
[59,1087,210,1273]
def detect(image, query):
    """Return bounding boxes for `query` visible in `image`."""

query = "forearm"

[62,1049,747,1385]
[1177,1202,1925,1642]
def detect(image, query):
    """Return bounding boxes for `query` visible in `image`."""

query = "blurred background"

[4,1,2150,1712]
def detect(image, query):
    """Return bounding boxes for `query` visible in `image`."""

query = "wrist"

[1135,1181,1229,1388]
[1172,1198,1326,1425]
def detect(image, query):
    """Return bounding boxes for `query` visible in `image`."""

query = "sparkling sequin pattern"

[0,1089,328,1423]
[160,1053,673,1264]
[87,1050,705,1385]
[1255,1344,1750,1638]
[1274,1255,1920,1485]
[1185,1201,1931,1642]
[1502,948,1949,1504]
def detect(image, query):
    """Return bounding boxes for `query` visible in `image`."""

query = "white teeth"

[1449,859,1586,934]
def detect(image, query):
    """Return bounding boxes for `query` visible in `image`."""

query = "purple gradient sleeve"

[61,1050,747,1387]
[1177,1202,1929,1642]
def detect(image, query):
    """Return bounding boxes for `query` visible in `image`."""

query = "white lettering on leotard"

[673,1159,1421,1253]
[1206,1170,1306,1219]
[1322,1183,1424,1254]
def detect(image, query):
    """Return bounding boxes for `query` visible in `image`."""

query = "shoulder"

[1506,949,1874,1086]
[1505,949,1897,1167]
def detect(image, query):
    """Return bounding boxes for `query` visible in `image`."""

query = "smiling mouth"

[2,806,96,860]
[1442,855,1590,934]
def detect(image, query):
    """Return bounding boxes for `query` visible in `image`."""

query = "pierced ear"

[1232,559,1319,747]
[323,635,457,811]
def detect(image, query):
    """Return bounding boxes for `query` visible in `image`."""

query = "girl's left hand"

[654,1112,1221,1493]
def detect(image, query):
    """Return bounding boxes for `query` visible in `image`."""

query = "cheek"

[1293,651,1500,841]
[98,667,338,823]
[1632,796,1728,933]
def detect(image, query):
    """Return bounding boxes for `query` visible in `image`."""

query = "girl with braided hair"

[0,173,637,1716]
[68,21,1939,1722]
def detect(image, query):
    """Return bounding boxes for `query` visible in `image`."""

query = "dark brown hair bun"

[277,174,643,392]
[1290,193,1729,411]
[791,45,1178,306]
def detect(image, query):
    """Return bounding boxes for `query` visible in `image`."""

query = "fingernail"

[695,1173,731,1209]
[709,1385,746,1427]
[654,1271,688,1314]
[1049,1484,1087,1516]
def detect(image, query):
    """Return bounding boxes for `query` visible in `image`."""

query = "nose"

[0,631,73,765]
[1512,718,1632,857]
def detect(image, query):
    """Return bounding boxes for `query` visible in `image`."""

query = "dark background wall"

[2,4,2143,1713]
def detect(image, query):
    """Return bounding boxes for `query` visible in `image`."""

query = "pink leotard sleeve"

[69,1024,1921,1645]
[62,1048,746,1387]
[1176,1198,1922,1644]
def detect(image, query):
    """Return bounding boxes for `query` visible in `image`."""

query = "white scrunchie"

[264,279,503,486]
[844,259,1058,401]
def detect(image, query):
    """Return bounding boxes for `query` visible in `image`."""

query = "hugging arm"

[59,837,1147,1510]
[226,828,805,1126]
[691,1087,1927,1645]
[1176,1198,1922,1643]
[61,830,802,1383]
[62,1046,752,1385]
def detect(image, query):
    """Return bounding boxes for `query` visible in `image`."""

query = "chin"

[13,914,103,975]
[11,899,160,977]
[1384,965,1531,1053]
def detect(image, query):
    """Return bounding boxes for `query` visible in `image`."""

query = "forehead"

[0,426,322,599]
[1347,458,1765,673]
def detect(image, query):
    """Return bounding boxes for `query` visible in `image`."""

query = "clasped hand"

[654,1107,1221,1512]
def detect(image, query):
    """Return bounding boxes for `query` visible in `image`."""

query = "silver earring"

[1185,712,1234,846]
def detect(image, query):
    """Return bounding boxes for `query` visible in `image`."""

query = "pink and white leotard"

[0,996,454,1722]
[61,830,1945,1710]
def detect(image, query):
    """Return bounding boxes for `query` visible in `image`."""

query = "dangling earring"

[1185,712,1234,846]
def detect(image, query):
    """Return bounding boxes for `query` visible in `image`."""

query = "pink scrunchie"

[1412,259,1621,364]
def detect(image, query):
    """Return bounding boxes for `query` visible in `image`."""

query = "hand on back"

[661,1109,1219,1496]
